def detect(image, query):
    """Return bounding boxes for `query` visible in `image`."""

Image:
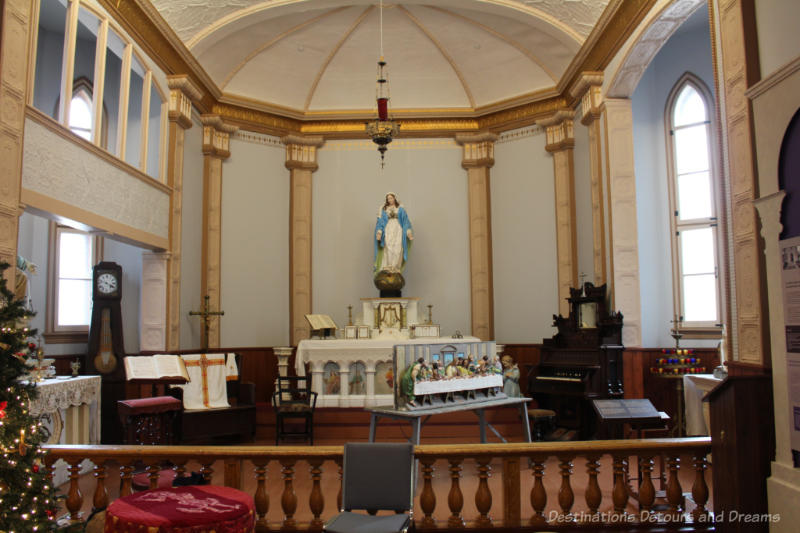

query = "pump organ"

[528,283,624,439]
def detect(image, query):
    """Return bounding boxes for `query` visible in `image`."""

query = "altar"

[29,376,101,486]
[295,337,483,407]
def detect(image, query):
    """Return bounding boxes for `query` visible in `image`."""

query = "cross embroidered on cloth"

[174,353,238,410]
[183,354,226,408]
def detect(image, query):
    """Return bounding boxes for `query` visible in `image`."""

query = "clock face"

[97,272,118,295]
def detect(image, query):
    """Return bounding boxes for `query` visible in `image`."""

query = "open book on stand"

[123,354,189,383]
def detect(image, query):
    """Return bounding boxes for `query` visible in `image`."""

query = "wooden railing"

[44,438,713,531]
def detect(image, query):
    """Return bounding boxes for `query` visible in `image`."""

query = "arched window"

[665,74,722,333]
[68,85,93,141]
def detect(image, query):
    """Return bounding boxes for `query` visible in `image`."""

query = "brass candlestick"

[348,305,353,326]
[427,305,433,325]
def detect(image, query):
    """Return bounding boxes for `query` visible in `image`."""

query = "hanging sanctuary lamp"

[365,0,399,168]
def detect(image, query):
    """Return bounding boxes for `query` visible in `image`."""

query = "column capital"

[167,75,202,129]
[537,109,574,152]
[455,131,498,169]
[200,114,238,159]
[282,135,325,171]
[569,71,604,126]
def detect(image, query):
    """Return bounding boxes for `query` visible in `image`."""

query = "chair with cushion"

[273,376,317,445]
[324,442,415,533]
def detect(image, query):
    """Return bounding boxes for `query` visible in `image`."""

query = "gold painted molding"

[96,0,659,137]
[200,114,238,159]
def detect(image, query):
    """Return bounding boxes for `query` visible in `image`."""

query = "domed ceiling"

[150,0,611,118]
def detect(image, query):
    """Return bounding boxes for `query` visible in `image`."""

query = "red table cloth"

[104,485,255,533]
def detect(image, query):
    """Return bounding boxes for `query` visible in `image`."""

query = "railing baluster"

[308,458,325,530]
[447,457,465,528]
[147,462,161,490]
[280,458,298,530]
[66,459,83,522]
[120,463,135,497]
[474,456,493,528]
[173,459,188,481]
[691,453,709,521]
[666,455,682,516]
[201,462,214,483]
[92,461,109,511]
[612,454,628,515]
[557,455,574,520]
[419,456,437,528]
[530,456,547,526]
[585,454,602,518]
[253,460,269,533]
[638,454,656,515]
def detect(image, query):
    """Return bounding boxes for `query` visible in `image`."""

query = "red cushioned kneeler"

[118,396,182,445]
[104,485,254,533]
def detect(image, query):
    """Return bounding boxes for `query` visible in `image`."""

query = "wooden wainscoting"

[623,348,720,435]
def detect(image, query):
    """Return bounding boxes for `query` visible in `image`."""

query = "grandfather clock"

[86,261,126,442]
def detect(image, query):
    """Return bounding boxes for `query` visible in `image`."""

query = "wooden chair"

[163,352,256,443]
[273,376,317,445]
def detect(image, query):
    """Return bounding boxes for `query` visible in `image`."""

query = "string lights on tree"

[0,262,58,531]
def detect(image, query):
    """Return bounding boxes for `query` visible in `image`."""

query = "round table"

[104,485,255,533]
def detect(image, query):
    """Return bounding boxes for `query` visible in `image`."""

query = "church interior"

[2,0,800,531]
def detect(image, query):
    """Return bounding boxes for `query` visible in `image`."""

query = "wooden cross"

[189,295,224,350]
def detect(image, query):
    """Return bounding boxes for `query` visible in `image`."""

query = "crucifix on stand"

[189,295,224,350]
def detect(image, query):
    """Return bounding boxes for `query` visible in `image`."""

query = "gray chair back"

[342,442,415,513]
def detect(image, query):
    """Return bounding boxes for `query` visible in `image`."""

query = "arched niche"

[779,107,800,240]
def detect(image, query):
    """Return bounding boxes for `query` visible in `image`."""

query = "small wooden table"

[366,397,532,444]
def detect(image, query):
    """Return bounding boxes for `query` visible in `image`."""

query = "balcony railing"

[45,437,712,531]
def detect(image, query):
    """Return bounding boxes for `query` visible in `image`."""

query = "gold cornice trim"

[569,71,604,100]
[100,0,656,137]
[167,74,203,103]
[455,132,499,145]
[559,0,658,105]
[26,106,172,195]
[282,135,325,147]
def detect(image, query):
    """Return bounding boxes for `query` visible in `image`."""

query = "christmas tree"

[0,262,58,531]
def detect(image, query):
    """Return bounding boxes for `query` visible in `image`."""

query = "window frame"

[664,72,724,338]
[44,222,103,344]
[30,0,167,181]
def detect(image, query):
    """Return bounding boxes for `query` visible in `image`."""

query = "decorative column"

[200,115,237,348]
[365,362,376,406]
[140,252,168,350]
[455,132,497,341]
[283,135,324,346]
[0,0,35,282]
[713,0,768,366]
[165,75,201,349]
[538,110,578,317]
[571,72,607,286]
[602,98,642,347]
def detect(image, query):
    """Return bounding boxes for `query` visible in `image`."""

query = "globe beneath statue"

[374,270,405,296]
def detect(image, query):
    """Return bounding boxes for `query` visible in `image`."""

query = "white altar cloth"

[29,376,101,486]
[683,373,722,436]
[415,375,503,395]
[296,337,480,407]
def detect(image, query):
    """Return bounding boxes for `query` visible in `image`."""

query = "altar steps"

[255,405,528,443]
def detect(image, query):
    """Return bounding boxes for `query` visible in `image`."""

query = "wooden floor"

[55,406,713,531]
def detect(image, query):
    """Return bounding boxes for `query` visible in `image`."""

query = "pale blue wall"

[632,5,717,348]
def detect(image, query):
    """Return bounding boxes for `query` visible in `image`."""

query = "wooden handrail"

[44,438,713,531]
[44,437,710,458]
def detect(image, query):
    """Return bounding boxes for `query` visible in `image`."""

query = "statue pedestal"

[360,297,420,337]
